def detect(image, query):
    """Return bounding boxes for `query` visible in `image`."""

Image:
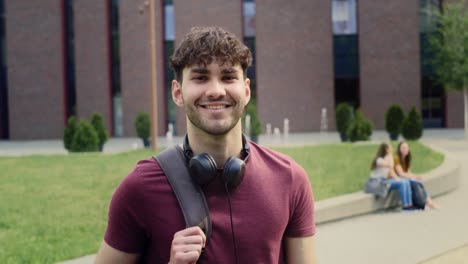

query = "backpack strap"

[153,146,211,244]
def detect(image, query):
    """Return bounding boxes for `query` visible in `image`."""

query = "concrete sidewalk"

[315,138,468,264]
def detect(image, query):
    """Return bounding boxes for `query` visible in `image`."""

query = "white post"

[266,123,272,136]
[320,108,328,133]
[166,123,173,148]
[245,114,251,138]
[283,118,289,140]
[274,127,281,143]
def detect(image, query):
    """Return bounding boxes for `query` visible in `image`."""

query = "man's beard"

[185,100,245,136]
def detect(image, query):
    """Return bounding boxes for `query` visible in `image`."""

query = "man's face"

[172,62,251,136]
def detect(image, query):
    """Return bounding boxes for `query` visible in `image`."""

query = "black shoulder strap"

[153,146,211,244]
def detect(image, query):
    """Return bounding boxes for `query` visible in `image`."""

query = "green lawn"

[0,141,443,263]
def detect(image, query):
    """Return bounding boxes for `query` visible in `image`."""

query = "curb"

[315,143,461,224]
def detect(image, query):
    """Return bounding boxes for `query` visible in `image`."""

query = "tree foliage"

[429,1,468,91]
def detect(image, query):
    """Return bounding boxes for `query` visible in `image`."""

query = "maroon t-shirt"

[104,142,315,263]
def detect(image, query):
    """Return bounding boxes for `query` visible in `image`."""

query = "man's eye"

[223,76,237,81]
[193,76,207,81]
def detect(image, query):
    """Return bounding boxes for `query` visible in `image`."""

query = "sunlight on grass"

[0,142,443,263]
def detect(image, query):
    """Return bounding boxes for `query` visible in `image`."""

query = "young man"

[96,26,316,264]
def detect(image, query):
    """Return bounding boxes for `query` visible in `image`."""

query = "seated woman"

[394,141,440,209]
[369,143,414,210]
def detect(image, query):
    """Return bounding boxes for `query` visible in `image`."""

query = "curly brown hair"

[169,26,252,82]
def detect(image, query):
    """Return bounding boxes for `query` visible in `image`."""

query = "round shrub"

[71,120,99,152]
[135,112,150,148]
[335,103,354,141]
[243,99,262,142]
[347,110,373,142]
[402,107,423,140]
[91,113,109,150]
[385,104,405,140]
[63,116,77,151]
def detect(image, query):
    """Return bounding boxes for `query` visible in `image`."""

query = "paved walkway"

[1,129,467,263]
[315,137,468,264]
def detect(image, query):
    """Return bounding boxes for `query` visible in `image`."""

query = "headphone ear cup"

[222,157,245,189]
[189,153,218,186]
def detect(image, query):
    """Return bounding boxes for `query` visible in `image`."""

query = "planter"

[389,133,399,141]
[142,138,150,148]
[339,133,348,142]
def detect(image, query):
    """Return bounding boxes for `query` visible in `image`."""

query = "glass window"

[0,0,8,139]
[332,0,357,35]
[243,1,255,38]
[164,4,174,41]
[64,0,77,118]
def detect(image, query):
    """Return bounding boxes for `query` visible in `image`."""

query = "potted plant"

[347,110,373,142]
[402,107,423,140]
[135,112,151,148]
[71,120,100,152]
[63,115,77,152]
[91,113,109,151]
[243,99,262,143]
[385,104,405,141]
[335,103,354,142]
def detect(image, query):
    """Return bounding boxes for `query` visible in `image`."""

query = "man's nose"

[206,80,226,98]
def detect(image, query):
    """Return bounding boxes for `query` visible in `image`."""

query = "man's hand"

[169,226,206,264]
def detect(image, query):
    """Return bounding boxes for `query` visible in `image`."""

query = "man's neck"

[187,126,244,168]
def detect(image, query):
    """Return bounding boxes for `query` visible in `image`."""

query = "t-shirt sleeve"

[376,157,385,166]
[104,164,148,253]
[284,161,316,237]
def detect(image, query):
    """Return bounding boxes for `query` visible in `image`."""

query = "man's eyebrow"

[190,68,209,74]
[221,68,239,74]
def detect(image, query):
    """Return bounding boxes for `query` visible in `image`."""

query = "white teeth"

[205,105,226,109]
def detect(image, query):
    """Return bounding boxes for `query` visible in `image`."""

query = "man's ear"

[244,78,251,106]
[172,80,184,107]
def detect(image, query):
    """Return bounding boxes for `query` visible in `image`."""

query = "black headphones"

[183,135,250,189]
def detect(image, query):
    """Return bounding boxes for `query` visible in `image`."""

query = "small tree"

[63,116,77,151]
[135,112,151,147]
[402,107,423,141]
[335,103,354,142]
[91,113,109,151]
[385,104,405,140]
[71,120,99,152]
[347,110,373,142]
[429,1,468,139]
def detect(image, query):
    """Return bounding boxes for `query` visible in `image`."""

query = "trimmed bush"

[135,112,150,147]
[71,120,99,152]
[402,107,423,140]
[385,104,405,140]
[335,103,354,141]
[347,110,373,142]
[63,116,77,151]
[243,98,262,142]
[91,113,109,151]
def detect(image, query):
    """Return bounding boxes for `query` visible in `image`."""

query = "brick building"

[0,0,464,140]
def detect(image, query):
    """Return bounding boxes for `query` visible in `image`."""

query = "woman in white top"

[370,143,414,210]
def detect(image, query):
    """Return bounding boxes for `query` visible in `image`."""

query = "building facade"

[0,0,464,140]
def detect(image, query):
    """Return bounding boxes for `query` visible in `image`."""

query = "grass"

[0,141,443,263]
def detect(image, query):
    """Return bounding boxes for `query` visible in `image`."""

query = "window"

[109,0,122,136]
[420,0,444,127]
[332,0,359,108]
[63,0,76,119]
[164,0,176,133]
[0,0,8,139]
